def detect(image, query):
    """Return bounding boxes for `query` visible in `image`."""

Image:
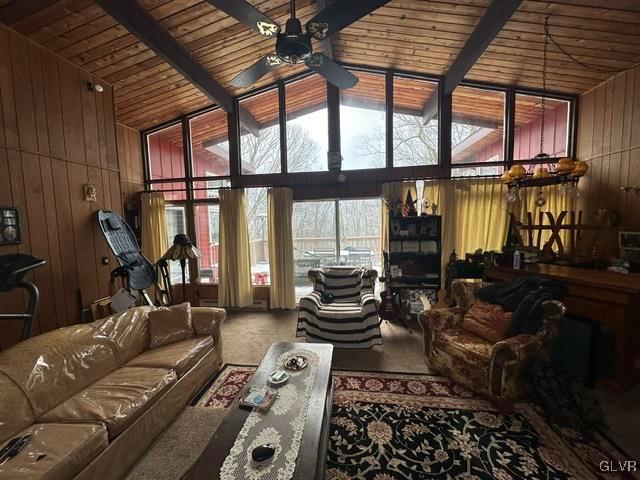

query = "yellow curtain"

[422,180,444,213]
[140,191,168,263]
[516,185,577,251]
[439,178,509,259]
[268,188,295,309]
[218,189,253,308]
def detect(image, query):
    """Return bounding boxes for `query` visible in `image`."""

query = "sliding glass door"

[293,198,381,300]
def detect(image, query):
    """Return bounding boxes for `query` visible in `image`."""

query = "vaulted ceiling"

[1,0,639,130]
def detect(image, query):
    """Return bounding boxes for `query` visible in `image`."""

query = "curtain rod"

[141,174,508,194]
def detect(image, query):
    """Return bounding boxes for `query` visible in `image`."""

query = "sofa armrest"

[492,334,541,364]
[191,307,225,345]
[489,333,540,398]
[418,307,463,360]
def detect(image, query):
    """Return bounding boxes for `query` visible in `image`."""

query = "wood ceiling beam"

[95,0,260,136]
[422,0,523,124]
[316,0,333,59]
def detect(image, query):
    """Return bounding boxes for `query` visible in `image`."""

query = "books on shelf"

[239,386,277,411]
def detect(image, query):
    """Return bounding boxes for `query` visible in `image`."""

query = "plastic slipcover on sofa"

[0,304,225,480]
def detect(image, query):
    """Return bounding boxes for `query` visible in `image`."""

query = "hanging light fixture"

[505,17,588,203]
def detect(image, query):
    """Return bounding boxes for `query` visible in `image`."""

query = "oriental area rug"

[196,366,633,480]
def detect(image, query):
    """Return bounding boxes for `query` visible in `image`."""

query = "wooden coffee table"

[186,342,334,480]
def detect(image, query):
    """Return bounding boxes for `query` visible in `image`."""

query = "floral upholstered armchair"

[418,280,565,405]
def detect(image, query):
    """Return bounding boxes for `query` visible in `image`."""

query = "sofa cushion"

[436,328,493,366]
[125,336,213,377]
[0,423,107,480]
[462,300,513,343]
[93,306,154,365]
[0,372,34,444]
[0,324,119,417]
[148,303,193,349]
[39,367,177,439]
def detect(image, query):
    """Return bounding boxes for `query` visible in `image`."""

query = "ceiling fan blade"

[305,53,357,89]
[230,54,283,88]
[206,0,280,37]
[306,0,390,40]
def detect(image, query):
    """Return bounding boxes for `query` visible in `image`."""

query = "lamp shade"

[159,234,201,261]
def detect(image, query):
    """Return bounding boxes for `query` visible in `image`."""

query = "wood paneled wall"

[117,122,145,209]
[0,25,143,349]
[577,65,640,257]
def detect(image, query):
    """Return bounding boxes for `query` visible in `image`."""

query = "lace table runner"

[220,349,320,480]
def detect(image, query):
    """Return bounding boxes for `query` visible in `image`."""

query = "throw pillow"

[461,300,513,343]
[148,302,193,349]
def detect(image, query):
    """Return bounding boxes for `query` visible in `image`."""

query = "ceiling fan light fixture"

[256,21,278,36]
[275,18,312,64]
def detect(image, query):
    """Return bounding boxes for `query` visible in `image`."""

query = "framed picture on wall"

[619,231,640,251]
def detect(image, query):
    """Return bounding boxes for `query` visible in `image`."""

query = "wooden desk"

[485,264,640,392]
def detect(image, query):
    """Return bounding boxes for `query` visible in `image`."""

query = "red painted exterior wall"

[473,102,569,163]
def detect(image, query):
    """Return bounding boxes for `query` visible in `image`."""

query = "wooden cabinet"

[485,264,640,392]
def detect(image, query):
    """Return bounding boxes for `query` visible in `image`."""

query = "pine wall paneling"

[577,65,640,257]
[0,24,143,349]
[117,122,145,209]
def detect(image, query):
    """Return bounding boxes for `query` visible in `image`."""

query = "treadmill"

[0,253,46,340]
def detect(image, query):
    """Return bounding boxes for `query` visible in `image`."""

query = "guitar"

[378,251,400,321]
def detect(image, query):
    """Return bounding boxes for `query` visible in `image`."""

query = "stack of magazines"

[239,386,277,411]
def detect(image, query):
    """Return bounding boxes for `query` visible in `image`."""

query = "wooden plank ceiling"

[1,0,639,131]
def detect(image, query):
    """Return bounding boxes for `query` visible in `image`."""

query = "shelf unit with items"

[387,215,442,319]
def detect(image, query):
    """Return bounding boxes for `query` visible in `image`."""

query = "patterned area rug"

[196,366,633,480]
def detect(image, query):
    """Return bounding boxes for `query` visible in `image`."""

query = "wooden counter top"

[487,264,640,294]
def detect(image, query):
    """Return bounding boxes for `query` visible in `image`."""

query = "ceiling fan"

[209,0,391,89]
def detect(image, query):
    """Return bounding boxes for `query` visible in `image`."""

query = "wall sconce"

[83,184,97,202]
[87,82,104,93]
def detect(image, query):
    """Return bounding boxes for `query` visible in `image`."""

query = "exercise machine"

[0,253,46,340]
[97,210,156,306]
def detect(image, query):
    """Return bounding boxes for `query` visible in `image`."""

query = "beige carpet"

[126,310,640,478]
[222,309,430,374]
[124,406,226,480]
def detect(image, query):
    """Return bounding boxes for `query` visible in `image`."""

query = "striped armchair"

[296,267,381,348]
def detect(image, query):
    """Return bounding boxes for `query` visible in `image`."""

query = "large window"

[195,204,219,284]
[293,201,336,298]
[393,76,439,167]
[514,94,569,160]
[246,188,269,285]
[147,123,187,201]
[240,88,281,175]
[190,108,229,200]
[452,86,505,164]
[286,74,328,172]
[142,67,575,296]
[147,122,184,180]
[292,198,381,299]
[341,71,385,170]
